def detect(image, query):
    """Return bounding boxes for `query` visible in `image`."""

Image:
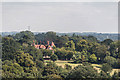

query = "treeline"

[1,31,120,79]
[1,32,119,41]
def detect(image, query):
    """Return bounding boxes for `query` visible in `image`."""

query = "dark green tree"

[65,64,72,71]
[76,39,89,52]
[2,37,21,61]
[101,39,113,46]
[101,63,112,73]
[65,40,75,50]
[50,54,58,62]
[89,54,97,63]
[104,56,117,67]
[66,63,100,78]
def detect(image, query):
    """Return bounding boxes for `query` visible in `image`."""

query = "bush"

[101,63,112,73]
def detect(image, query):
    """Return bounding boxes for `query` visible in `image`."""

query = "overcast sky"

[1,2,118,33]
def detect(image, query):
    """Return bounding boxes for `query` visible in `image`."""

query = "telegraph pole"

[28,26,30,31]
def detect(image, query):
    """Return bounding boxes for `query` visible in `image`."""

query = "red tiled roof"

[51,42,55,47]
[47,46,53,50]
[33,40,54,50]
[40,45,46,49]
[34,45,40,49]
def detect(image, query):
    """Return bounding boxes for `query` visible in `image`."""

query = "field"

[45,60,120,76]
[45,60,101,68]
[45,60,81,68]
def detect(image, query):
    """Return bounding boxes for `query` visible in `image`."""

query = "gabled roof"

[46,45,53,50]
[34,45,40,49]
[40,45,46,49]
[51,42,55,47]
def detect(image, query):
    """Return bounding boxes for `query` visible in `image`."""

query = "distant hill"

[56,32,119,41]
[1,31,119,41]
[0,32,19,37]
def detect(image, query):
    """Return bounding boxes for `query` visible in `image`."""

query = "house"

[32,40,55,50]
[32,40,55,60]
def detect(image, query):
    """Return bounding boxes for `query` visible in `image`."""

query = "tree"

[42,49,52,57]
[23,46,44,61]
[15,51,35,67]
[2,60,24,78]
[0,35,1,59]
[72,52,82,63]
[104,56,117,67]
[73,50,89,63]
[14,31,35,45]
[116,59,120,68]
[66,51,74,60]
[109,41,118,57]
[66,63,100,78]
[90,44,109,63]
[101,63,112,73]
[54,49,67,60]
[87,35,98,42]
[50,54,58,62]
[99,71,109,78]
[2,37,21,61]
[101,39,113,46]
[42,63,58,76]
[65,40,75,50]
[55,36,69,48]
[89,54,97,63]
[65,64,72,71]
[76,39,89,52]
[35,60,45,68]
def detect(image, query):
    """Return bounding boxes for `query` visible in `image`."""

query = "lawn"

[55,60,81,68]
[44,60,101,69]
[44,60,81,68]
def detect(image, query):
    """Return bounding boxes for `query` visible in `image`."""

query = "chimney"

[47,41,49,45]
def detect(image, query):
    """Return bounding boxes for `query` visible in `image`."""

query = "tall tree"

[65,40,75,50]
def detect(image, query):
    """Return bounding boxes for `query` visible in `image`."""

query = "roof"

[46,45,53,50]
[34,45,40,49]
[40,45,46,49]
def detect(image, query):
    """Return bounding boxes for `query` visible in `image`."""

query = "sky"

[1,0,119,2]
[1,2,118,33]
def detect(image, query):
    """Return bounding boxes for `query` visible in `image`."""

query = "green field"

[45,60,101,68]
[55,60,81,68]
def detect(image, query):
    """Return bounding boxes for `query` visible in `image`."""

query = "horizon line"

[0,30,119,34]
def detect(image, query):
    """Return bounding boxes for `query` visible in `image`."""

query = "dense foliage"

[1,31,120,79]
